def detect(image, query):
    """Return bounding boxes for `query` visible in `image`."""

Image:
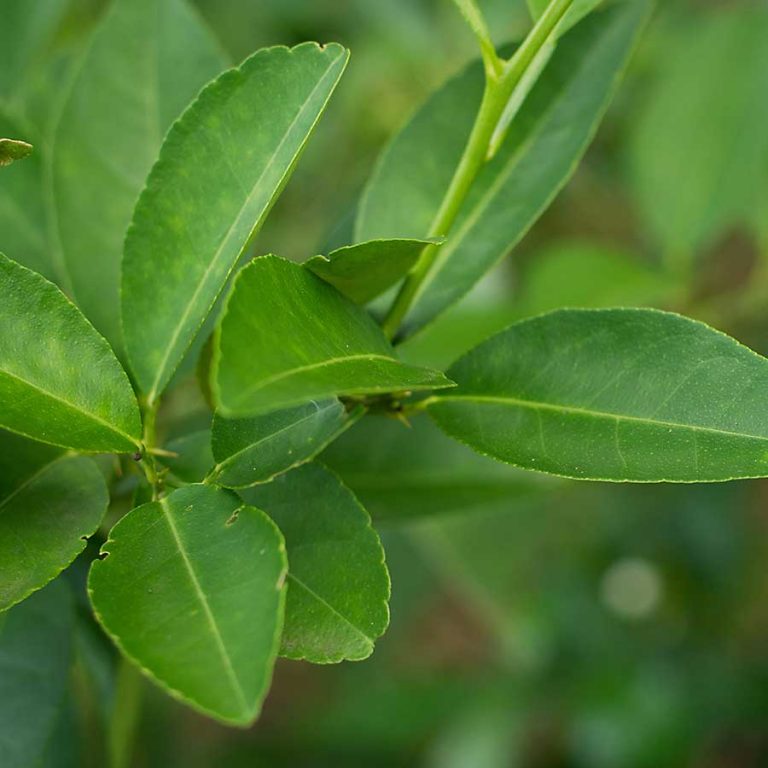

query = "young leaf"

[428,308,768,482]
[0,431,108,611]
[305,238,441,304]
[0,580,74,768]
[213,256,452,417]
[51,0,228,349]
[243,463,389,663]
[0,253,141,452]
[628,6,768,261]
[0,113,53,280]
[210,400,362,488]
[122,42,349,402]
[0,137,32,166]
[357,0,650,338]
[322,414,553,521]
[450,0,500,76]
[88,484,286,725]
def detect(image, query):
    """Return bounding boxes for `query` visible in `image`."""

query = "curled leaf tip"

[0,138,33,166]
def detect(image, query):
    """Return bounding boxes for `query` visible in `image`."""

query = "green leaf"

[0,580,74,768]
[322,413,553,521]
[210,400,362,488]
[213,256,452,417]
[400,243,675,374]
[628,6,768,260]
[0,431,108,611]
[243,463,389,663]
[51,0,227,349]
[162,429,215,484]
[88,484,286,725]
[0,113,53,279]
[428,308,768,482]
[0,138,32,166]
[305,238,441,304]
[0,253,141,452]
[122,42,349,402]
[356,0,650,338]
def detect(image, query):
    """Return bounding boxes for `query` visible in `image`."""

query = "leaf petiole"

[138,399,163,499]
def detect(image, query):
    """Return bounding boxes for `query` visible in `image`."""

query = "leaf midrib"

[412,6,634,313]
[229,353,398,408]
[287,572,374,654]
[160,497,250,716]
[213,401,333,475]
[146,48,346,400]
[0,455,65,514]
[0,369,138,449]
[432,394,768,442]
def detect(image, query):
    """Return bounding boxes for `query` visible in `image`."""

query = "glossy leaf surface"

[322,414,553,520]
[213,256,451,416]
[305,238,439,304]
[0,581,74,768]
[0,431,108,611]
[357,1,650,337]
[429,308,768,481]
[210,400,361,488]
[123,42,349,401]
[244,463,389,662]
[52,0,227,348]
[89,484,286,725]
[0,253,141,452]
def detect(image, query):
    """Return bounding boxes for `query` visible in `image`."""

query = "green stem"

[381,0,573,340]
[139,398,162,499]
[450,0,503,78]
[109,658,142,768]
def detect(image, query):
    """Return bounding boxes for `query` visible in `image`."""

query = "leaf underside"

[322,413,553,521]
[211,399,361,488]
[305,237,440,304]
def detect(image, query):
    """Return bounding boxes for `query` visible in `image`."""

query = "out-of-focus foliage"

[3,0,768,765]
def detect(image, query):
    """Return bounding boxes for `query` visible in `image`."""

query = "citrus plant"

[3,0,767,762]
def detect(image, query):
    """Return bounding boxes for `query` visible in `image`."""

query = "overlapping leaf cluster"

[2,0,767,745]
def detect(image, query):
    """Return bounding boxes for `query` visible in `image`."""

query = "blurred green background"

[4,0,768,765]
